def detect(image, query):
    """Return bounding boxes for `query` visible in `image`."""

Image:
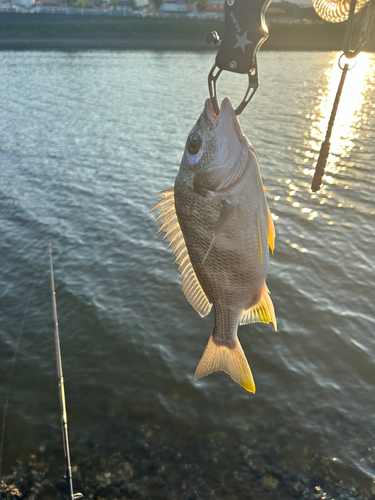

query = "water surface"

[0,50,374,499]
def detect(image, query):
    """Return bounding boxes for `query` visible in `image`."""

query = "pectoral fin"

[202,200,238,264]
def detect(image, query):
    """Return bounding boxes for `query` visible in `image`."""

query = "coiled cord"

[312,0,369,22]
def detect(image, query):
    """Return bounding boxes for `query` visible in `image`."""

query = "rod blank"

[49,244,82,500]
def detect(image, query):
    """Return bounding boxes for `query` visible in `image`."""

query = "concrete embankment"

[0,14,374,51]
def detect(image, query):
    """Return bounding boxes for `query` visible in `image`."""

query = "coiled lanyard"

[311,0,375,192]
[205,0,374,190]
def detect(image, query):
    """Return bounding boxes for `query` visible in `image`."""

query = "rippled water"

[0,51,374,499]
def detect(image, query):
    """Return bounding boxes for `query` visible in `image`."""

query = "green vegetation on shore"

[0,17,374,51]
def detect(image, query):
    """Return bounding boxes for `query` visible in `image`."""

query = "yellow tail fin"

[194,334,255,393]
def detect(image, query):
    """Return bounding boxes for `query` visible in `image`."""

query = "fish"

[150,97,276,393]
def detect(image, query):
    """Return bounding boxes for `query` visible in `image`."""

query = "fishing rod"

[49,244,82,500]
[0,248,82,499]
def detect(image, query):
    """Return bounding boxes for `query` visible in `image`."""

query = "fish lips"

[205,97,246,145]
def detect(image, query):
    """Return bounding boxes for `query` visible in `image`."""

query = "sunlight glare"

[308,53,375,178]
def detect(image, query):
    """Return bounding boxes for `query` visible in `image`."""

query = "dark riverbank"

[1,403,374,500]
[0,15,374,51]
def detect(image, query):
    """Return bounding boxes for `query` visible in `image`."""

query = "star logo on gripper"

[234,31,252,53]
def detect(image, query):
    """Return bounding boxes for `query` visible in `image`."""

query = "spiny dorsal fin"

[151,189,212,318]
[240,285,277,330]
[194,334,255,393]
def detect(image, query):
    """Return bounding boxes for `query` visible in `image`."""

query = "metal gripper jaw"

[208,0,272,115]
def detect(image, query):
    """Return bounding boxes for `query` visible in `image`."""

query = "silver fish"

[151,97,276,393]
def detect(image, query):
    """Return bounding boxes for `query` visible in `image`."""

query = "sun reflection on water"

[306,52,375,181]
[273,53,375,254]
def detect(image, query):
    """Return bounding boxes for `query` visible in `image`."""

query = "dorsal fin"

[240,285,277,330]
[150,189,212,318]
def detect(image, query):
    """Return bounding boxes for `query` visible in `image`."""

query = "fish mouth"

[205,97,244,142]
[205,97,233,124]
[205,98,219,122]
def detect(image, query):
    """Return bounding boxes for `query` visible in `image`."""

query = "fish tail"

[194,334,255,393]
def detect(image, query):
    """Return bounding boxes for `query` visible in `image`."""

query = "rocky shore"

[1,405,374,500]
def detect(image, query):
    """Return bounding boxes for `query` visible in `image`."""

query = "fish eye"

[187,133,201,156]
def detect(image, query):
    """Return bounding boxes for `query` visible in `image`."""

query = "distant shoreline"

[0,36,355,52]
[0,36,217,51]
[0,37,343,51]
[0,16,373,52]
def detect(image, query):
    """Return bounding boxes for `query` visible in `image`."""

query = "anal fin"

[240,286,277,330]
